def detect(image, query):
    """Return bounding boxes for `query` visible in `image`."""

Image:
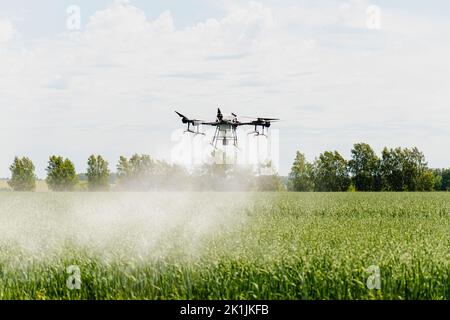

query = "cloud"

[0,1,450,177]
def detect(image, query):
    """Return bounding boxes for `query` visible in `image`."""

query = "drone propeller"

[175,111,188,120]
[217,108,223,121]
[240,115,280,121]
[175,111,205,124]
[258,117,279,121]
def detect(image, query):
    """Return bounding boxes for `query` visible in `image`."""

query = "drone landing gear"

[211,126,238,149]
[184,130,206,136]
[248,125,268,137]
[184,123,205,136]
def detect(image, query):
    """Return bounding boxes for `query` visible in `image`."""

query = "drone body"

[175,108,279,149]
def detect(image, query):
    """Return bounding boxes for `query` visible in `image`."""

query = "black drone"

[175,108,279,148]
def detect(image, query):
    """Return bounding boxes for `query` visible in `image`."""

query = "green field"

[0,192,449,300]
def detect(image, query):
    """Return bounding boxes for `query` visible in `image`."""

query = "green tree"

[380,147,432,191]
[46,156,79,191]
[417,170,435,191]
[288,151,314,191]
[433,170,443,191]
[402,147,430,191]
[87,155,110,191]
[380,147,404,191]
[348,143,381,191]
[8,157,36,191]
[433,168,450,191]
[442,169,450,190]
[254,174,285,191]
[313,151,350,192]
[116,154,156,190]
[117,156,131,183]
[151,160,189,190]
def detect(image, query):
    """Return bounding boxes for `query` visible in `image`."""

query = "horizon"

[0,142,448,180]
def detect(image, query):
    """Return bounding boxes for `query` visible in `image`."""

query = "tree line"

[288,143,449,192]
[6,154,284,192]
[8,155,110,192]
[6,144,450,192]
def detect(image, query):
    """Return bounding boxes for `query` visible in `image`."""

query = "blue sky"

[3,0,450,36]
[0,0,450,177]
[0,0,225,36]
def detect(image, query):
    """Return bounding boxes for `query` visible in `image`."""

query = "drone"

[175,108,279,149]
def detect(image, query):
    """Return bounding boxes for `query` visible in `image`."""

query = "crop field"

[0,192,449,300]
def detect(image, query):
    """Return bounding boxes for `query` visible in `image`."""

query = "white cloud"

[0,1,450,177]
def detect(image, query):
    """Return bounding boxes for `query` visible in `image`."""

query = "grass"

[0,192,449,299]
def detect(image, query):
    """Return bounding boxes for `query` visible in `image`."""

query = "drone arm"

[234,122,259,126]
[198,121,218,126]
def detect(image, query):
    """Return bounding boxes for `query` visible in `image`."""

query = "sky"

[0,0,450,177]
